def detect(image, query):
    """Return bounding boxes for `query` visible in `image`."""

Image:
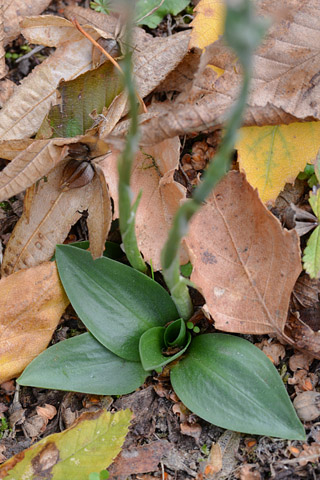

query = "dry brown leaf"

[289,352,314,372]
[87,164,113,259]
[0,139,34,160]
[0,37,93,140]
[0,262,69,383]
[0,4,5,80]
[108,440,170,478]
[3,0,51,45]
[285,313,320,359]
[185,171,301,337]
[100,138,188,270]
[1,159,111,275]
[0,139,68,202]
[293,273,320,309]
[138,0,320,145]
[255,339,286,366]
[0,79,14,108]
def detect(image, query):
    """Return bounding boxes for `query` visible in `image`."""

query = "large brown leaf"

[138,0,320,145]
[100,138,188,270]
[0,262,69,383]
[184,171,301,337]
[1,160,112,275]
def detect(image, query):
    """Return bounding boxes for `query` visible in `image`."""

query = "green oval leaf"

[171,334,305,440]
[139,326,191,371]
[18,333,148,395]
[56,245,179,361]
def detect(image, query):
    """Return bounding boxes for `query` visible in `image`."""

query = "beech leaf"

[237,122,320,203]
[100,138,188,270]
[184,171,301,337]
[0,409,132,479]
[189,0,225,49]
[0,262,69,383]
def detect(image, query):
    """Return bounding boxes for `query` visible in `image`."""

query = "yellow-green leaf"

[303,189,320,278]
[237,122,320,204]
[189,0,225,49]
[0,409,132,480]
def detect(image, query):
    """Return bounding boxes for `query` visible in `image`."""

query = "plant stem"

[117,3,147,273]
[161,0,267,319]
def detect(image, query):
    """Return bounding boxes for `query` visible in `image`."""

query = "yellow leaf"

[237,122,320,203]
[0,409,132,480]
[0,262,69,383]
[189,0,225,50]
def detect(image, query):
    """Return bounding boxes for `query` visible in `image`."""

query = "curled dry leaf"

[294,391,320,422]
[285,313,320,360]
[1,159,112,275]
[100,137,188,270]
[184,171,301,338]
[0,262,69,383]
[3,0,51,45]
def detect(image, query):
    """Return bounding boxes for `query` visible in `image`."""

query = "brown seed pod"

[68,143,91,161]
[293,391,320,422]
[60,159,95,191]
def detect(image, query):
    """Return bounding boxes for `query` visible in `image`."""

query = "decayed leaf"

[189,0,225,50]
[198,430,240,479]
[100,138,188,270]
[139,0,320,145]
[303,188,320,278]
[1,159,112,275]
[184,171,301,337]
[237,123,320,204]
[0,409,132,479]
[3,0,51,45]
[0,262,69,383]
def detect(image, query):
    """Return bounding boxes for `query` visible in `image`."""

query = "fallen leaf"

[298,443,320,467]
[0,262,69,383]
[100,138,188,270]
[199,430,240,480]
[293,391,320,422]
[239,464,261,480]
[0,6,5,80]
[3,0,51,45]
[189,0,225,50]
[285,313,320,360]
[0,79,14,108]
[255,339,286,366]
[36,404,57,422]
[184,171,301,337]
[0,32,94,140]
[303,188,320,278]
[108,440,171,478]
[237,123,320,204]
[139,0,320,145]
[0,409,132,479]
[292,273,320,309]
[289,352,314,372]
[1,159,112,275]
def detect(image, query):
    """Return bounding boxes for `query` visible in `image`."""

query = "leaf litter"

[0,0,320,478]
